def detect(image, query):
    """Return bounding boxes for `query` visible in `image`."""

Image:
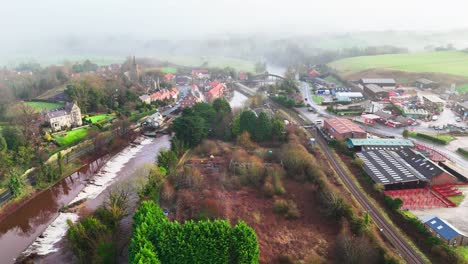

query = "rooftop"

[325,118,366,135]
[347,138,414,147]
[365,84,388,93]
[423,216,464,241]
[416,78,436,85]
[457,101,468,109]
[356,148,427,185]
[403,107,429,115]
[335,92,363,97]
[361,78,396,85]
[422,94,445,104]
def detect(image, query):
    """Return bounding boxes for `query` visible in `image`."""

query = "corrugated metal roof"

[424,217,462,240]
[361,78,396,84]
[348,138,414,147]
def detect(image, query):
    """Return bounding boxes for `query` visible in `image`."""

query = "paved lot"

[411,186,468,234]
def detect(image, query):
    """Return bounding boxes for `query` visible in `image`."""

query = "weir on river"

[0,135,171,263]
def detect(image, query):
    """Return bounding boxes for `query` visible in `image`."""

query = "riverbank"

[11,135,171,263]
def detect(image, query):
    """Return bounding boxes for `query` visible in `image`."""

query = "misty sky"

[2,0,468,40]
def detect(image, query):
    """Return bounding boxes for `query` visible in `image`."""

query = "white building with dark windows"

[45,102,82,132]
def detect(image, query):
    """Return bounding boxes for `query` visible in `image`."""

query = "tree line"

[129,201,259,264]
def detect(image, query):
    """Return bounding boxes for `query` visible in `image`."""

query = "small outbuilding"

[415,78,438,89]
[422,216,468,246]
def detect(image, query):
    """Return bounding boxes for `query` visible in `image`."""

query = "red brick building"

[324,118,367,140]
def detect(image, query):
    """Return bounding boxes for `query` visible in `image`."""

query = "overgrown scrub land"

[123,98,402,263]
[329,51,468,77]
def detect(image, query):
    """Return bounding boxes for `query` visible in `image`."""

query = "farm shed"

[422,216,468,246]
[324,118,367,140]
[415,78,438,89]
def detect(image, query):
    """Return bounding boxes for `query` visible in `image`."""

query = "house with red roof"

[206,82,225,102]
[191,69,210,79]
[165,73,175,81]
[180,90,203,108]
[149,87,179,103]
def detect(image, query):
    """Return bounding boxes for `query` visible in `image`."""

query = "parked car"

[432,115,439,121]
[455,117,462,122]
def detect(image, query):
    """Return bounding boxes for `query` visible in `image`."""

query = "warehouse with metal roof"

[347,138,414,150]
[355,147,458,188]
[422,216,468,246]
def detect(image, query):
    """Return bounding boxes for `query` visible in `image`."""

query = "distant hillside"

[329,51,468,78]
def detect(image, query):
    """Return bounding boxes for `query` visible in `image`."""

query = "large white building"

[45,102,82,132]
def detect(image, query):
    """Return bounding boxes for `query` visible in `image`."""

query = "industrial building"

[422,95,445,109]
[323,118,367,140]
[347,138,414,151]
[354,143,458,189]
[454,101,468,117]
[421,216,468,246]
[402,107,429,119]
[363,84,390,100]
[359,78,396,88]
[335,92,364,102]
[415,78,438,89]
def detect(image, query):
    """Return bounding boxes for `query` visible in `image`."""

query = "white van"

[432,115,438,121]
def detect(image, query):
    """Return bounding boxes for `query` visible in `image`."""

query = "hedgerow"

[129,201,259,264]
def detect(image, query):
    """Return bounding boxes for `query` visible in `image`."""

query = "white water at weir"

[22,137,154,256]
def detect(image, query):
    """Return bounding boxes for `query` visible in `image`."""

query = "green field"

[456,84,468,94]
[329,51,468,78]
[457,246,468,262]
[85,114,116,124]
[408,131,455,144]
[53,127,91,146]
[161,67,177,74]
[25,101,64,112]
[156,55,255,72]
[324,75,345,86]
[312,95,325,104]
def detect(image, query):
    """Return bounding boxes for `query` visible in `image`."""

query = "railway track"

[269,100,426,264]
[316,136,425,264]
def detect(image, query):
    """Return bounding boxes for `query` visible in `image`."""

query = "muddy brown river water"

[0,135,171,263]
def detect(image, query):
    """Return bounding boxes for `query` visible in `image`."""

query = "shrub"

[273,198,300,219]
[129,201,259,264]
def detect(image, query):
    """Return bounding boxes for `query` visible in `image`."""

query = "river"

[0,135,171,263]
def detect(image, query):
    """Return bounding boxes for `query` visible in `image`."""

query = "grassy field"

[456,246,468,262]
[53,127,91,146]
[85,113,116,124]
[456,84,468,94]
[324,75,345,86]
[408,131,455,144]
[25,101,64,112]
[329,51,468,78]
[312,95,325,104]
[156,55,255,72]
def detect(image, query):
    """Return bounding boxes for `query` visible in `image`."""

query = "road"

[298,81,468,168]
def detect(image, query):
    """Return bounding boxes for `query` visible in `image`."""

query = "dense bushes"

[129,201,259,264]
[271,95,296,108]
[414,132,448,145]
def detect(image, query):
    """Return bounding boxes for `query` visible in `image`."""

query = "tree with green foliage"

[157,149,178,173]
[170,137,187,157]
[140,166,167,201]
[172,115,207,147]
[0,135,7,152]
[129,201,259,264]
[402,129,409,139]
[239,110,257,136]
[67,217,113,264]
[255,112,272,141]
[212,98,231,115]
[1,126,23,150]
[231,115,241,136]
[271,117,285,142]
[8,169,23,197]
